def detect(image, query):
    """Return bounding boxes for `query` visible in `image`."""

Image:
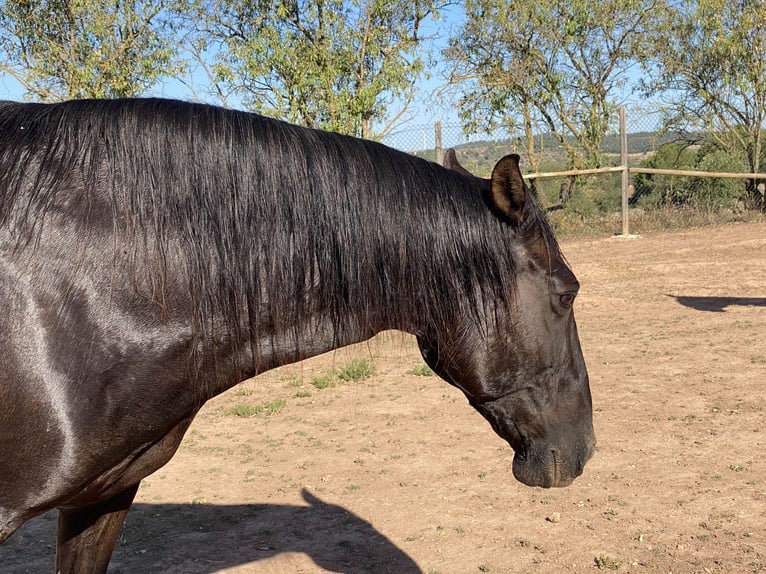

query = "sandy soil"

[2,222,765,573]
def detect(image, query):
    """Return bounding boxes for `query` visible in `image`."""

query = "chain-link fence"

[381,122,492,154]
[382,122,511,174]
[381,109,766,233]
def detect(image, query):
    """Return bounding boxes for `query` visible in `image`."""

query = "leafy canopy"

[445,0,655,173]
[0,0,182,100]
[192,0,443,138]
[641,0,766,186]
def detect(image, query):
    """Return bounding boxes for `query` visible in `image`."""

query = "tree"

[0,0,182,100]
[187,0,444,139]
[633,141,748,209]
[444,0,655,204]
[632,141,700,207]
[640,0,766,208]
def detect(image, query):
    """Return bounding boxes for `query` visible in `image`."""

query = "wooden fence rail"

[631,167,766,179]
[427,108,765,236]
[515,107,766,236]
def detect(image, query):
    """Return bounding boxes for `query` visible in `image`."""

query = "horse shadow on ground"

[669,295,766,313]
[0,489,422,574]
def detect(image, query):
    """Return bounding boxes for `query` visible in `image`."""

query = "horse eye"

[559,293,576,307]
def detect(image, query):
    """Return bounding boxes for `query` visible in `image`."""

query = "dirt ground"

[2,222,765,574]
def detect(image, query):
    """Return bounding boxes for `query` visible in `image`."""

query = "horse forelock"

[0,98,521,372]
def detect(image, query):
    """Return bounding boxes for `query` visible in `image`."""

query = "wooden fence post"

[620,106,630,236]
[435,121,443,166]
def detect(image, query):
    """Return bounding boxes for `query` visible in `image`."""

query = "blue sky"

[0,4,465,131]
[0,4,654,148]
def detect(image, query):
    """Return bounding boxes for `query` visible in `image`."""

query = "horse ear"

[443,148,473,176]
[490,154,527,226]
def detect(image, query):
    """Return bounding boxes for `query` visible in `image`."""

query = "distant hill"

[409,130,698,177]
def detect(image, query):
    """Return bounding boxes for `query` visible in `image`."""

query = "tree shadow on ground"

[0,489,421,574]
[669,295,766,313]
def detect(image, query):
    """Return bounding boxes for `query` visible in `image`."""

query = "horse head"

[418,151,595,488]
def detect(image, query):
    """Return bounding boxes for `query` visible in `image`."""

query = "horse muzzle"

[475,397,596,488]
[511,434,596,488]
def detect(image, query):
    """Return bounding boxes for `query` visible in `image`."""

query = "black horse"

[0,99,595,573]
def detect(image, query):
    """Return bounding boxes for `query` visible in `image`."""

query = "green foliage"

[194,0,443,138]
[409,364,434,377]
[309,358,375,388]
[310,372,337,390]
[0,0,440,137]
[562,183,613,219]
[444,0,656,181]
[693,146,749,209]
[336,358,375,382]
[633,141,749,210]
[594,554,620,570]
[0,0,182,100]
[225,403,260,417]
[225,398,287,417]
[633,142,697,207]
[641,0,766,206]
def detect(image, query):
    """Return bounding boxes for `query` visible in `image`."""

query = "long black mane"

[0,98,551,374]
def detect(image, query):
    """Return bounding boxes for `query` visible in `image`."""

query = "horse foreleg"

[55,483,139,574]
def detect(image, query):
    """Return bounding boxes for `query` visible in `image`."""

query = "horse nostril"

[550,448,561,486]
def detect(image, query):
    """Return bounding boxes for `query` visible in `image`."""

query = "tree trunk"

[559,176,577,206]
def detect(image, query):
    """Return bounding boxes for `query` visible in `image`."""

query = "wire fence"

[381,122,508,164]
[380,111,702,170]
[381,108,766,234]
